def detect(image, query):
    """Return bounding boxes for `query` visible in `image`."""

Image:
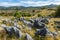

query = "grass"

[0,9,60,40]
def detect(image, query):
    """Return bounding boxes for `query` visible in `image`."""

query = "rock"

[36,29,40,31]
[46,29,58,38]
[33,20,45,29]
[56,25,60,28]
[19,30,23,38]
[28,19,34,23]
[25,33,34,40]
[28,27,32,31]
[1,24,6,27]
[14,20,18,22]
[22,25,25,28]
[35,27,54,37]
[46,29,53,37]
[35,28,47,36]
[3,27,14,37]
[51,32,58,36]
[58,31,60,34]
[15,18,21,21]
[23,20,33,27]
[3,26,23,38]
[54,21,60,24]
[20,17,25,21]
[33,17,49,24]
[5,20,12,23]
[13,22,17,26]
[40,18,49,24]
[13,27,23,38]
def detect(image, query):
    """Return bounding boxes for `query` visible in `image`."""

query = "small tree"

[14,12,21,18]
[38,14,41,17]
[55,5,60,17]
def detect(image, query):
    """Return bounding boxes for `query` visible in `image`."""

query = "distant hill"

[41,4,58,9]
[0,4,58,10]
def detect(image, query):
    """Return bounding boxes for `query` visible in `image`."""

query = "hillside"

[0,4,58,10]
[0,4,59,40]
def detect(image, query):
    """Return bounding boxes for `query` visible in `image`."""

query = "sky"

[0,0,60,7]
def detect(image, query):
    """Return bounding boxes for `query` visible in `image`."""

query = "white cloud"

[52,2,60,5]
[0,0,60,6]
[19,1,53,6]
[51,0,60,5]
[54,0,60,2]
[0,2,21,7]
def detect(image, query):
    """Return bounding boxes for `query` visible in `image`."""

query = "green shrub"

[14,12,32,17]
[38,14,41,17]
[55,5,60,17]
[14,12,21,18]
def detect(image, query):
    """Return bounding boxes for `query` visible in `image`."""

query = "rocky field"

[0,16,60,40]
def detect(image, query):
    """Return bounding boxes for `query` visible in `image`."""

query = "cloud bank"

[0,0,60,7]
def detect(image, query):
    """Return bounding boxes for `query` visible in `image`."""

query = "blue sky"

[0,0,60,6]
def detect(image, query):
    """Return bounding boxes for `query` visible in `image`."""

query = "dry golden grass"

[0,15,60,40]
[46,18,60,40]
